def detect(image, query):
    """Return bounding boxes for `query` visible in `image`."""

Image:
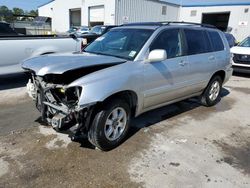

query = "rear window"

[184,29,212,55]
[208,31,224,51]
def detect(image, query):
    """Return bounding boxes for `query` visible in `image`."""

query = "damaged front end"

[27,74,94,138]
[22,52,127,139]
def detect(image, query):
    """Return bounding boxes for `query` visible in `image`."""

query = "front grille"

[233,54,250,64]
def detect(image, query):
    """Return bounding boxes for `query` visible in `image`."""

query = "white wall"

[38,1,55,18]
[39,0,83,33]
[115,0,180,25]
[39,0,179,32]
[82,0,116,26]
[180,6,250,41]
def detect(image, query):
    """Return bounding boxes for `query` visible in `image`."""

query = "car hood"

[22,52,126,76]
[231,46,250,55]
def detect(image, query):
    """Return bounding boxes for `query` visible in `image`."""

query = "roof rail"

[121,21,216,29]
[121,22,163,27]
[162,21,216,28]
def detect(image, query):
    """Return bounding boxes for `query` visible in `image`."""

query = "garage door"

[70,9,81,27]
[89,6,104,26]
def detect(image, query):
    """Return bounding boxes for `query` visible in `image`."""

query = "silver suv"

[22,22,233,151]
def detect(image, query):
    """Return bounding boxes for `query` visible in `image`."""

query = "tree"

[0,6,14,22]
[29,10,38,17]
[0,5,38,22]
[0,5,10,15]
[12,7,24,16]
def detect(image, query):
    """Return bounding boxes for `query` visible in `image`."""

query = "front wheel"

[200,76,222,107]
[88,99,131,151]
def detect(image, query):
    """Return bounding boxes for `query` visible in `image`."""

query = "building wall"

[38,1,250,40]
[39,0,83,33]
[38,1,55,18]
[39,0,179,32]
[180,6,250,41]
[115,0,180,25]
[82,0,116,26]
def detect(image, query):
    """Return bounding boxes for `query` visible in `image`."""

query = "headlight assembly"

[65,86,82,105]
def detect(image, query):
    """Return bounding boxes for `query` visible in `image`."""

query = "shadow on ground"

[126,87,230,139]
[37,88,230,150]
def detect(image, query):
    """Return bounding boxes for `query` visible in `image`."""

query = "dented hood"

[22,52,126,76]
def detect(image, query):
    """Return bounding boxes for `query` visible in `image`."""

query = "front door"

[143,28,190,109]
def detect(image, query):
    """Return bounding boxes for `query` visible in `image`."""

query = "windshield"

[239,37,250,47]
[84,29,153,60]
[90,26,105,35]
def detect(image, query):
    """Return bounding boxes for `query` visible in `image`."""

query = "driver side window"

[150,29,183,59]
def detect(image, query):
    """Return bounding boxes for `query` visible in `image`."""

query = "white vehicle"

[0,22,82,75]
[231,36,250,73]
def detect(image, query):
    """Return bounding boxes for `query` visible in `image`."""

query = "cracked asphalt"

[0,73,249,188]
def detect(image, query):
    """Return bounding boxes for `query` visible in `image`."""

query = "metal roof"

[161,0,250,7]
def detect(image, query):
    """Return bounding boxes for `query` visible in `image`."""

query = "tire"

[200,76,222,107]
[88,99,131,151]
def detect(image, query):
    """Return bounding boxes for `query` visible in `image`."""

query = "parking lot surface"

[0,74,249,188]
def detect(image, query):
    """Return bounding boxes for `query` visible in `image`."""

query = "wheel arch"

[211,70,226,83]
[97,90,138,118]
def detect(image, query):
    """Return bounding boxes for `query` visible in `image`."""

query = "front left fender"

[67,61,144,109]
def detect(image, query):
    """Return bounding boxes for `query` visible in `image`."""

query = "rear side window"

[208,31,224,51]
[184,29,212,55]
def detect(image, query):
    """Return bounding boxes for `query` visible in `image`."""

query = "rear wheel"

[88,99,131,151]
[200,76,222,107]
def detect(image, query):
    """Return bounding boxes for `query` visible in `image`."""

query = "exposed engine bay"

[27,74,92,139]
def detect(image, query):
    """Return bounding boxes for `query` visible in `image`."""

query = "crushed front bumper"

[26,78,95,137]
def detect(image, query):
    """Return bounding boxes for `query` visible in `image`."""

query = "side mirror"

[148,49,167,62]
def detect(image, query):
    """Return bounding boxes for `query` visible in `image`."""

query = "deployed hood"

[231,46,250,55]
[22,52,126,76]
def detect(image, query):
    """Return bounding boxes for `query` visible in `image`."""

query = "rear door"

[207,30,229,69]
[183,28,216,92]
[143,28,190,109]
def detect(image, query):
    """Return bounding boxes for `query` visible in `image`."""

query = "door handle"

[208,56,215,61]
[179,60,187,66]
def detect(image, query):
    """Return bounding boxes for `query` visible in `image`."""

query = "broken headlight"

[64,86,82,105]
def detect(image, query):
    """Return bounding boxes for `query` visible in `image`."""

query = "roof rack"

[162,21,216,28]
[121,21,216,29]
[121,22,163,27]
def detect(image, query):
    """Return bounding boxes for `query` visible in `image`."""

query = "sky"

[165,0,250,6]
[0,0,49,10]
[1,0,250,11]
